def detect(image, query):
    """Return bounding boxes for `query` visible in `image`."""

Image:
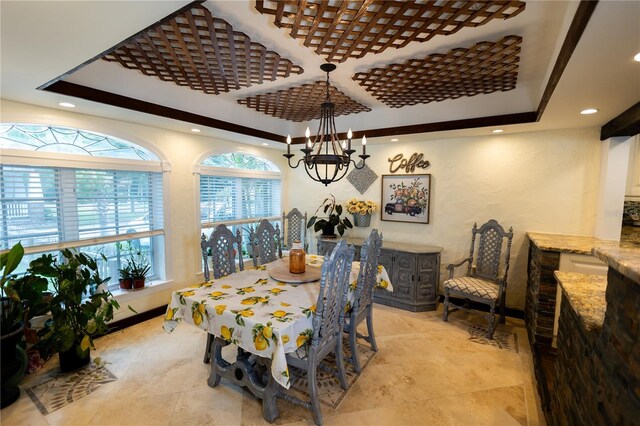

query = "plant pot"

[59,345,90,372]
[132,277,145,289]
[321,223,336,237]
[352,213,371,227]
[1,323,27,408]
[119,278,133,290]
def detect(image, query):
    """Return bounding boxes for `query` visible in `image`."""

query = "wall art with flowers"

[381,174,431,224]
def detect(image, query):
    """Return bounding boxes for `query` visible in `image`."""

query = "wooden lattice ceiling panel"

[102,5,304,95]
[255,0,526,63]
[237,82,371,122]
[352,35,522,108]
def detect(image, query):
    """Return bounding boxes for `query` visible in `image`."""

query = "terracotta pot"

[119,278,133,290]
[132,278,145,289]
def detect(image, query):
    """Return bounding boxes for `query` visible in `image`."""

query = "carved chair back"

[467,219,514,284]
[354,229,383,316]
[282,208,307,250]
[249,219,282,267]
[312,240,355,350]
[201,224,243,281]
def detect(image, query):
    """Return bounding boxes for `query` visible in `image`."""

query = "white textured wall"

[1,100,603,311]
[289,128,602,309]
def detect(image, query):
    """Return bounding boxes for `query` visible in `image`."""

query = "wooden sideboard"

[317,237,443,312]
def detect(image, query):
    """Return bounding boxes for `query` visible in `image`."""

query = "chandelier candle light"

[284,63,369,186]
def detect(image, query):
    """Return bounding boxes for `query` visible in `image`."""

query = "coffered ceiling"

[1,1,638,146]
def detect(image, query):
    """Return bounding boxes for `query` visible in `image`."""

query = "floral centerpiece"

[346,199,377,227]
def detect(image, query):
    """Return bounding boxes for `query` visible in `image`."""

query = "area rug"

[26,362,117,415]
[287,336,376,409]
[467,324,519,353]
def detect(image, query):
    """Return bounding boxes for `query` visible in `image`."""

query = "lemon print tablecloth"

[163,256,392,389]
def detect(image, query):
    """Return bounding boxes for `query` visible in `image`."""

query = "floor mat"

[26,362,117,415]
[286,335,376,409]
[467,324,519,352]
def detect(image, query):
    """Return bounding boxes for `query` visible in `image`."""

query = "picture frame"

[381,174,431,224]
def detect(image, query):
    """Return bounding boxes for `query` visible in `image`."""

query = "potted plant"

[128,251,150,289]
[306,194,353,237]
[31,249,121,372]
[118,264,133,290]
[1,242,48,407]
[346,198,377,227]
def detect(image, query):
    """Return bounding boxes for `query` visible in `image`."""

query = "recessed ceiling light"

[58,102,75,108]
[580,108,599,115]
[634,52,640,62]
[492,129,504,133]
[390,138,399,142]
[261,142,269,146]
[191,128,201,132]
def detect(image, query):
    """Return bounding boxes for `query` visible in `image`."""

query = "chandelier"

[284,63,369,186]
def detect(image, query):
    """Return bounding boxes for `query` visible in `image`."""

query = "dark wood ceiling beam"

[535,0,598,121]
[43,81,287,143]
[288,111,537,144]
[600,101,640,140]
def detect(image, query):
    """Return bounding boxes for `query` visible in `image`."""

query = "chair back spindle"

[201,224,243,281]
[354,229,383,316]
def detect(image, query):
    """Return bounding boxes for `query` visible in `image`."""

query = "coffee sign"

[388,153,431,173]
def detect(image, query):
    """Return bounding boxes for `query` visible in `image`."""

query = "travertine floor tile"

[1,305,543,426]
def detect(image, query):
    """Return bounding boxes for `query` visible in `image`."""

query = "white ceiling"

[1,1,639,147]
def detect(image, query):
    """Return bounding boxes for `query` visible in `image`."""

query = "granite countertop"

[593,244,640,284]
[527,232,606,254]
[554,271,608,333]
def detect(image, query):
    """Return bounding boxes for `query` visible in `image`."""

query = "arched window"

[199,152,281,231]
[0,124,165,290]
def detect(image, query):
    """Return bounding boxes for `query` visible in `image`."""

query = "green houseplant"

[306,194,353,237]
[31,249,121,372]
[129,251,150,289]
[1,242,48,408]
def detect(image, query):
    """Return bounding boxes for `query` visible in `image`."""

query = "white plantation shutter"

[200,175,281,225]
[0,164,164,251]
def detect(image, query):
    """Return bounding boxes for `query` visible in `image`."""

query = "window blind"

[0,164,164,251]
[200,175,281,225]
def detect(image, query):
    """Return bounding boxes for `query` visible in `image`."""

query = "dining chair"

[283,239,355,426]
[248,219,282,267]
[282,208,307,251]
[345,228,383,373]
[442,219,514,338]
[201,224,244,363]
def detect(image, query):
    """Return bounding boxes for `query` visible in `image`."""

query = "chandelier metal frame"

[284,63,369,186]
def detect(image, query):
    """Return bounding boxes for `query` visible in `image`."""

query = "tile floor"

[1,305,545,425]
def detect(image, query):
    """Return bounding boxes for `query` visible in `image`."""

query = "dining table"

[163,253,392,421]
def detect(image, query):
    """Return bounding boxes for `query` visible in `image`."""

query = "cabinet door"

[392,251,416,301]
[416,253,438,302]
[317,240,335,256]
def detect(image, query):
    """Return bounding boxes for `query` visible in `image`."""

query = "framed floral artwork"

[381,174,431,224]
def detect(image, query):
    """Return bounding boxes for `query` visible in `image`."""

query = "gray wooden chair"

[201,224,244,363]
[282,208,307,251]
[443,219,514,338]
[345,229,382,373]
[248,219,282,267]
[282,239,355,425]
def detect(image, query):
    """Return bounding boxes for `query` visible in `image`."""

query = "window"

[199,153,281,253]
[0,124,165,290]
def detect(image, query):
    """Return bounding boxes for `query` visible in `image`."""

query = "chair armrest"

[445,257,472,279]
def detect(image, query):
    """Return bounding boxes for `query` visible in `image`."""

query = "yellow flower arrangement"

[346,198,377,215]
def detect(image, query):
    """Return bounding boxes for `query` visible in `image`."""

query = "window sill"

[111,279,174,303]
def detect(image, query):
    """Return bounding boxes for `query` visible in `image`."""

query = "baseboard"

[106,305,167,334]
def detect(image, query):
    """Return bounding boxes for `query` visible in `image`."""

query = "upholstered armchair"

[442,219,513,338]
